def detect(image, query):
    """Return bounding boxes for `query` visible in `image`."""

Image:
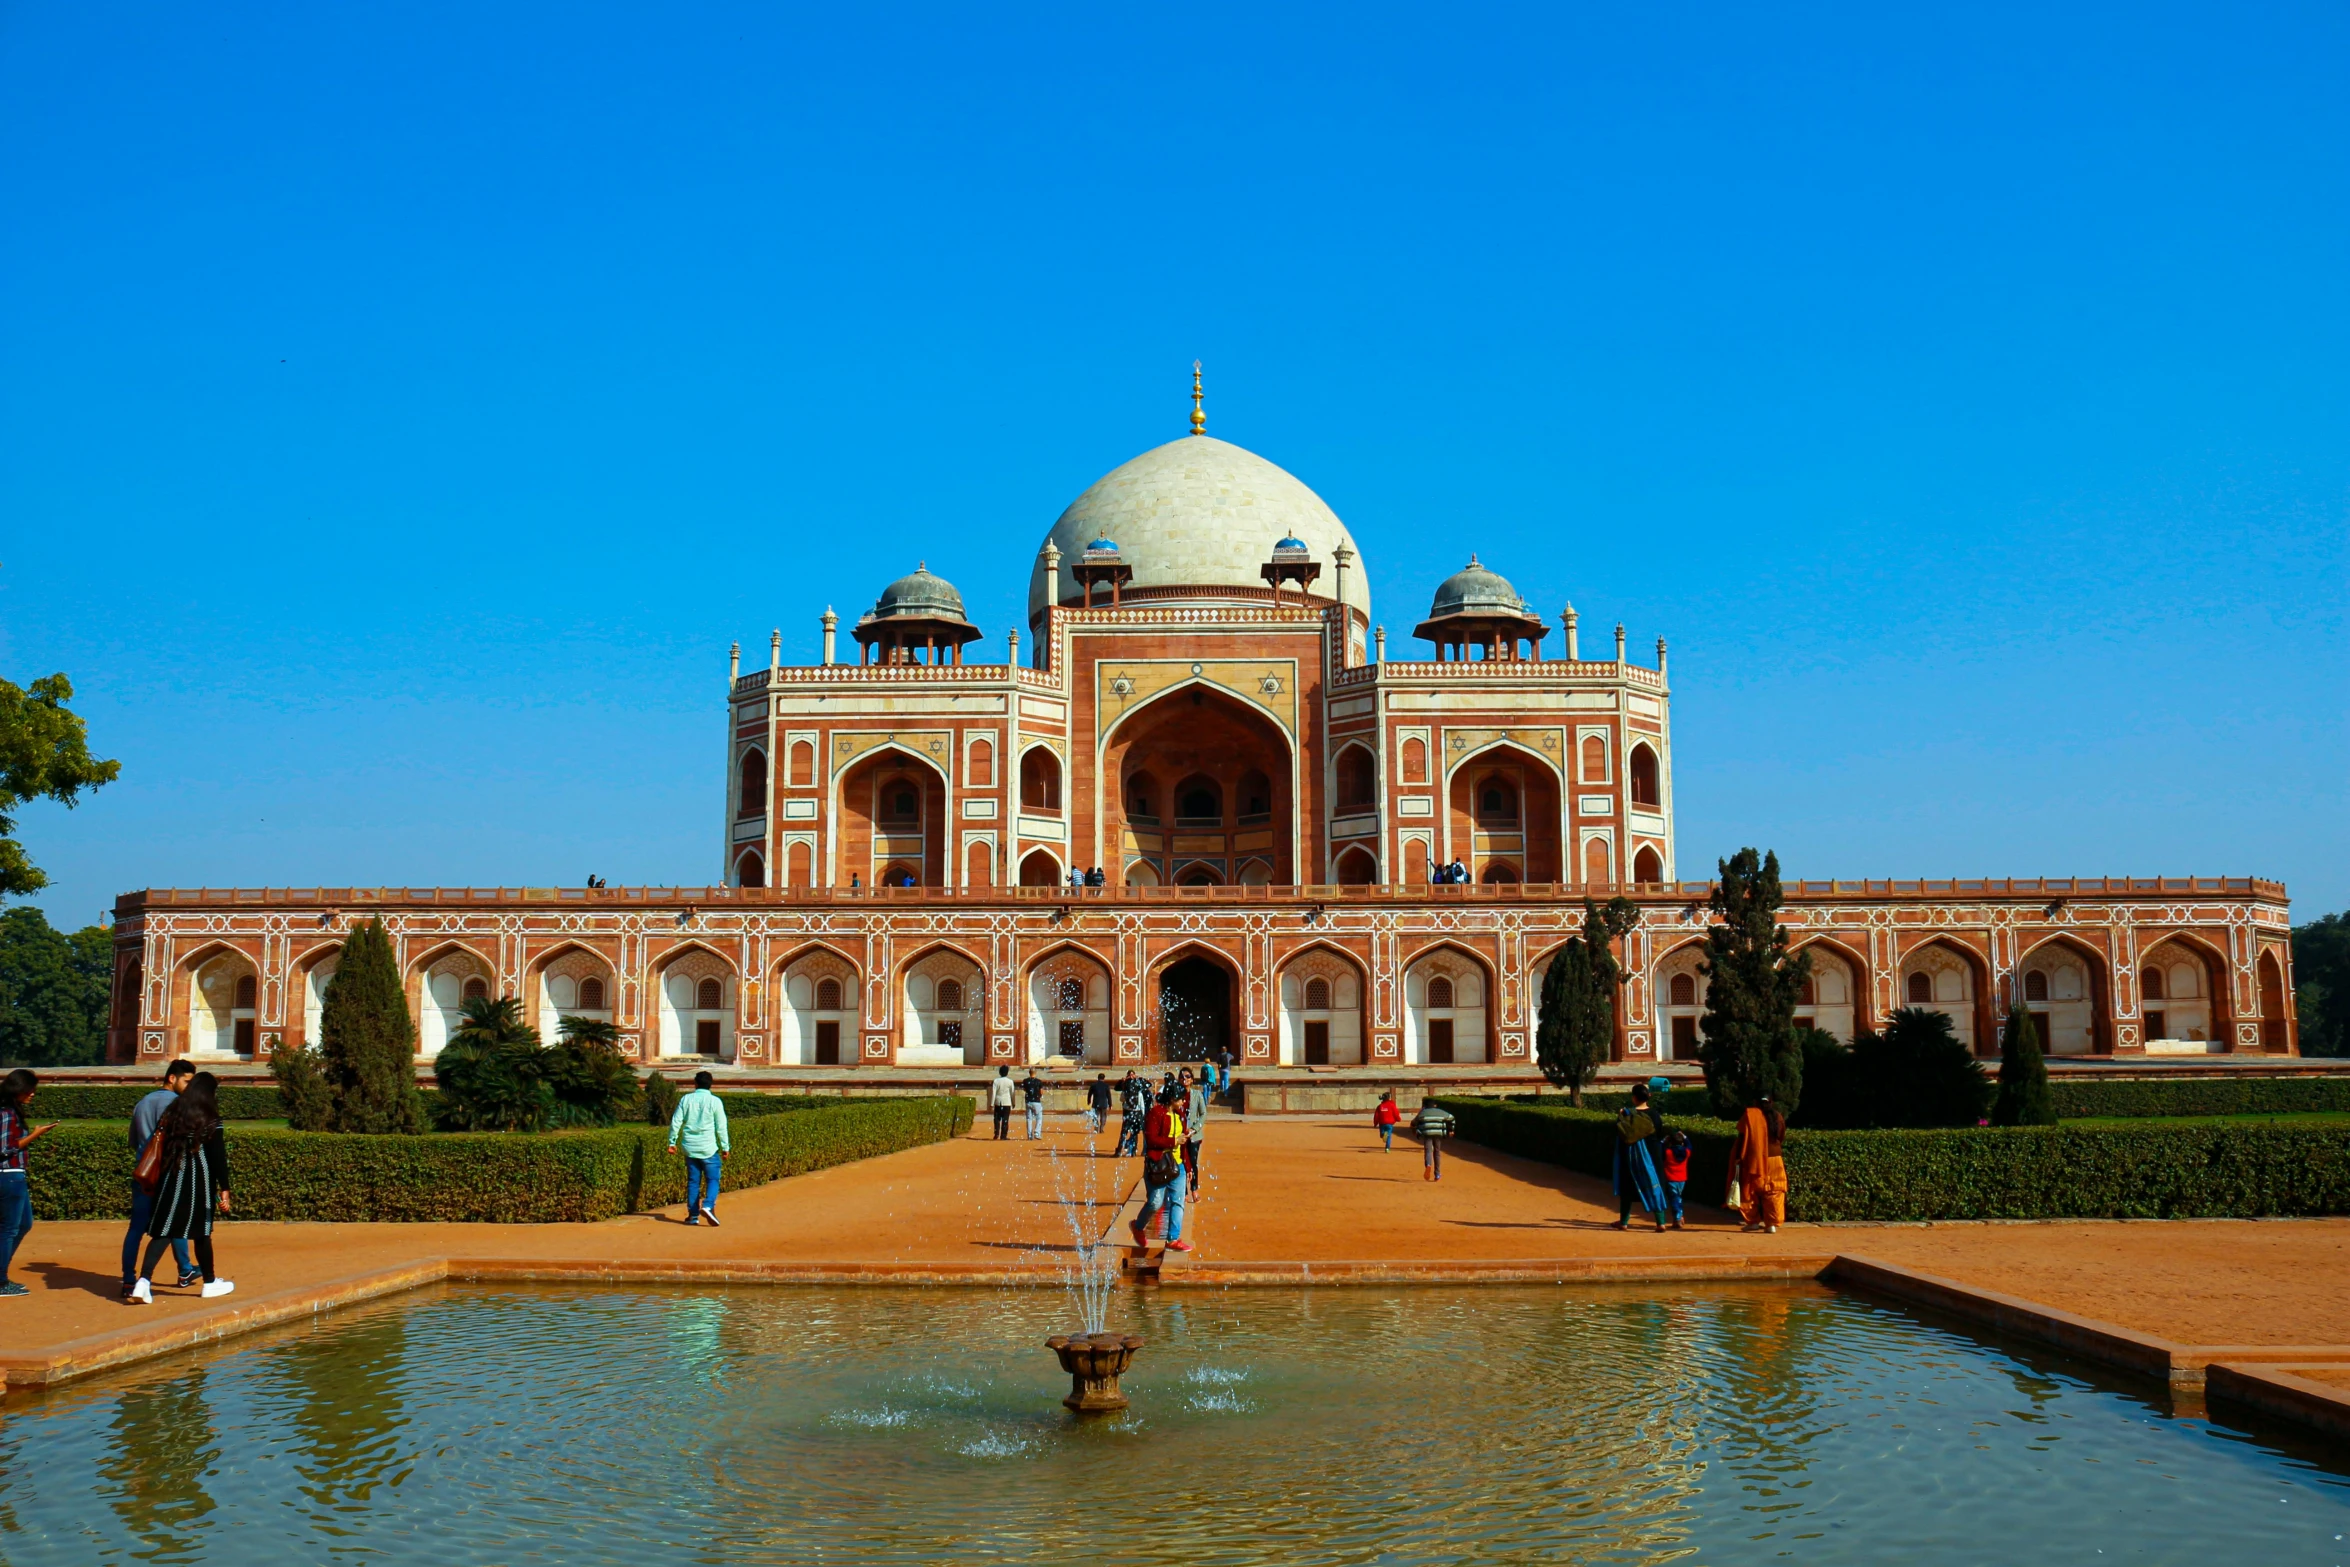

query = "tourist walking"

[1182,1069,1209,1190]
[0,1070,56,1299]
[989,1064,1015,1139]
[1410,1100,1453,1179]
[1115,1070,1148,1156]
[1612,1083,1668,1232]
[1659,1129,1691,1231]
[1129,1084,1190,1253]
[123,1059,198,1297]
[667,1069,731,1226]
[1730,1095,1788,1234]
[1086,1073,1112,1134]
[128,1071,234,1302]
[1373,1089,1401,1151]
[1020,1067,1046,1139]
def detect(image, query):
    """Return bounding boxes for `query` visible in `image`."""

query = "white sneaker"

[200,1279,236,1299]
[129,1277,152,1304]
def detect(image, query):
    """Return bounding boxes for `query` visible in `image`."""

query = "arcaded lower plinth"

[1047,1332,1146,1412]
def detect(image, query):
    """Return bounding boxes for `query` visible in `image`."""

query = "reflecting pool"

[3,1283,2347,1564]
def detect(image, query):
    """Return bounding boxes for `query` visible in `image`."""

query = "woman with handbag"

[1126,1084,1190,1254]
[128,1072,235,1302]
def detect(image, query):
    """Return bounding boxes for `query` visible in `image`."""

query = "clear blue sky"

[4,2,2344,929]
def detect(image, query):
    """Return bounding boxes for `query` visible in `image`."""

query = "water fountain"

[1042,1104,1146,1412]
[1045,1330,1148,1412]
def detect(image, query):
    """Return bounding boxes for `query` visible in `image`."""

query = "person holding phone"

[0,1070,57,1299]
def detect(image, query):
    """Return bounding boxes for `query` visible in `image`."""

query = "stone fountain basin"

[1046,1332,1146,1412]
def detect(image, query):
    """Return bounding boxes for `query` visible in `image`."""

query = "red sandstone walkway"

[6,1116,2350,1397]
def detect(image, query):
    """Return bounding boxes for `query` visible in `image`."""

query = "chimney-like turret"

[1331,545,1355,668]
[1563,604,1579,662]
[729,640,741,683]
[1656,636,1668,680]
[821,607,837,666]
[1614,622,1626,667]
[769,629,781,672]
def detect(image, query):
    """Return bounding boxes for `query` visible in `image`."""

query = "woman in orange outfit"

[1730,1095,1787,1233]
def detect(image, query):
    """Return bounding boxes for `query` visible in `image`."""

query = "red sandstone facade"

[105,416,2301,1070]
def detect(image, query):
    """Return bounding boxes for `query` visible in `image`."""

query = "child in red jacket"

[1372,1091,1401,1151]
[1659,1129,1691,1231]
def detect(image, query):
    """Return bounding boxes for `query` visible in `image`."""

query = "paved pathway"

[6,1115,2350,1384]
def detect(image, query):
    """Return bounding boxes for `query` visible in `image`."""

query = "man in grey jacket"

[122,1059,196,1298]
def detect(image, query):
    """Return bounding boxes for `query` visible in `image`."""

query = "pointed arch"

[1102,680,1296,887]
[2013,932,2112,1056]
[1646,935,1713,1061]
[1444,739,1562,883]
[1275,941,1370,1065]
[775,939,862,1066]
[2135,930,2233,1049]
[1400,940,1498,1065]
[737,748,768,817]
[179,940,262,1058]
[410,939,498,1059]
[898,939,988,1064]
[1025,939,1116,1064]
[1147,939,1241,1065]
[294,940,343,1050]
[1332,844,1377,885]
[651,939,740,1061]
[2256,947,2290,1052]
[837,740,951,888]
[1018,847,1064,887]
[525,940,619,1045]
[1018,742,1063,812]
[1894,935,1994,1055]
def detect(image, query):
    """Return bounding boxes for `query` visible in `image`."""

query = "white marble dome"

[1028,435,1371,622]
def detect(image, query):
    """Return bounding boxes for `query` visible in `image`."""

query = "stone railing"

[119,874,2290,913]
[1330,658,1664,689]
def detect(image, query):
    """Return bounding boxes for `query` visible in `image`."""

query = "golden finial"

[1189,360,1205,436]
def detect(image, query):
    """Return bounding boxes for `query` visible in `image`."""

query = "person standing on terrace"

[668,1070,731,1226]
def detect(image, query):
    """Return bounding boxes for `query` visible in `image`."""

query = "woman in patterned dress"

[127,1072,235,1302]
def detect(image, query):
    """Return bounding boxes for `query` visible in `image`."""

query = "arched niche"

[2138,936,2228,1052]
[530,945,617,1047]
[414,944,495,1058]
[1029,946,1113,1065]
[838,746,948,888]
[2015,935,2111,1056]
[901,945,986,1066]
[185,945,260,1059]
[1102,683,1295,887]
[1446,743,1561,883]
[1277,946,1366,1065]
[1402,945,1494,1065]
[656,945,737,1061]
[1896,937,1993,1054]
[777,945,858,1066]
[1653,941,1709,1060]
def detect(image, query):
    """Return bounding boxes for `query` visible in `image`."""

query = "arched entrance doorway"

[1103,684,1294,888]
[1157,955,1231,1063]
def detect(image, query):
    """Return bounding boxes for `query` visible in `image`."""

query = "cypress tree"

[1992,1001,2056,1126]
[1696,848,1809,1118]
[1536,897,1639,1105]
[318,918,425,1133]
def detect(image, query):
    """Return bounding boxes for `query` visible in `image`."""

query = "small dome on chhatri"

[1271,534,1311,559]
[1083,536,1122,558]
[1427,554,1529,620]
[871,562,970,621]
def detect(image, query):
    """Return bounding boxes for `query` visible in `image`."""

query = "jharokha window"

[1304,976,1331,1010]
[1057,977,1085,1011]
[1669,973,1696,1007]
[1908,971,1935,1004]
[579,977,606,1010]
[1427,976,1456,1009]
[461,976,489,1004]
[815,977,844,1010]
[936,979,964,1012]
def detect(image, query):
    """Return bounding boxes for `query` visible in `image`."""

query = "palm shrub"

[1991,1003,2056,1126]
[433,998,639,1133]
[319,919,426,1133]
[1848,1007,1993,1128]
[1791,1027,1860,1129]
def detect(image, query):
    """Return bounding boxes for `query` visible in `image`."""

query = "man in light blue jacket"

[667,1070,731,1226]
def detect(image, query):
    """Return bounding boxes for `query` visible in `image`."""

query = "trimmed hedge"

[2048,1076,2350,1120]
[1434,1096,2350,1220]
[31,1084,291,1120]
[31,1084,835,1124]
[24,1095,973,1223]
